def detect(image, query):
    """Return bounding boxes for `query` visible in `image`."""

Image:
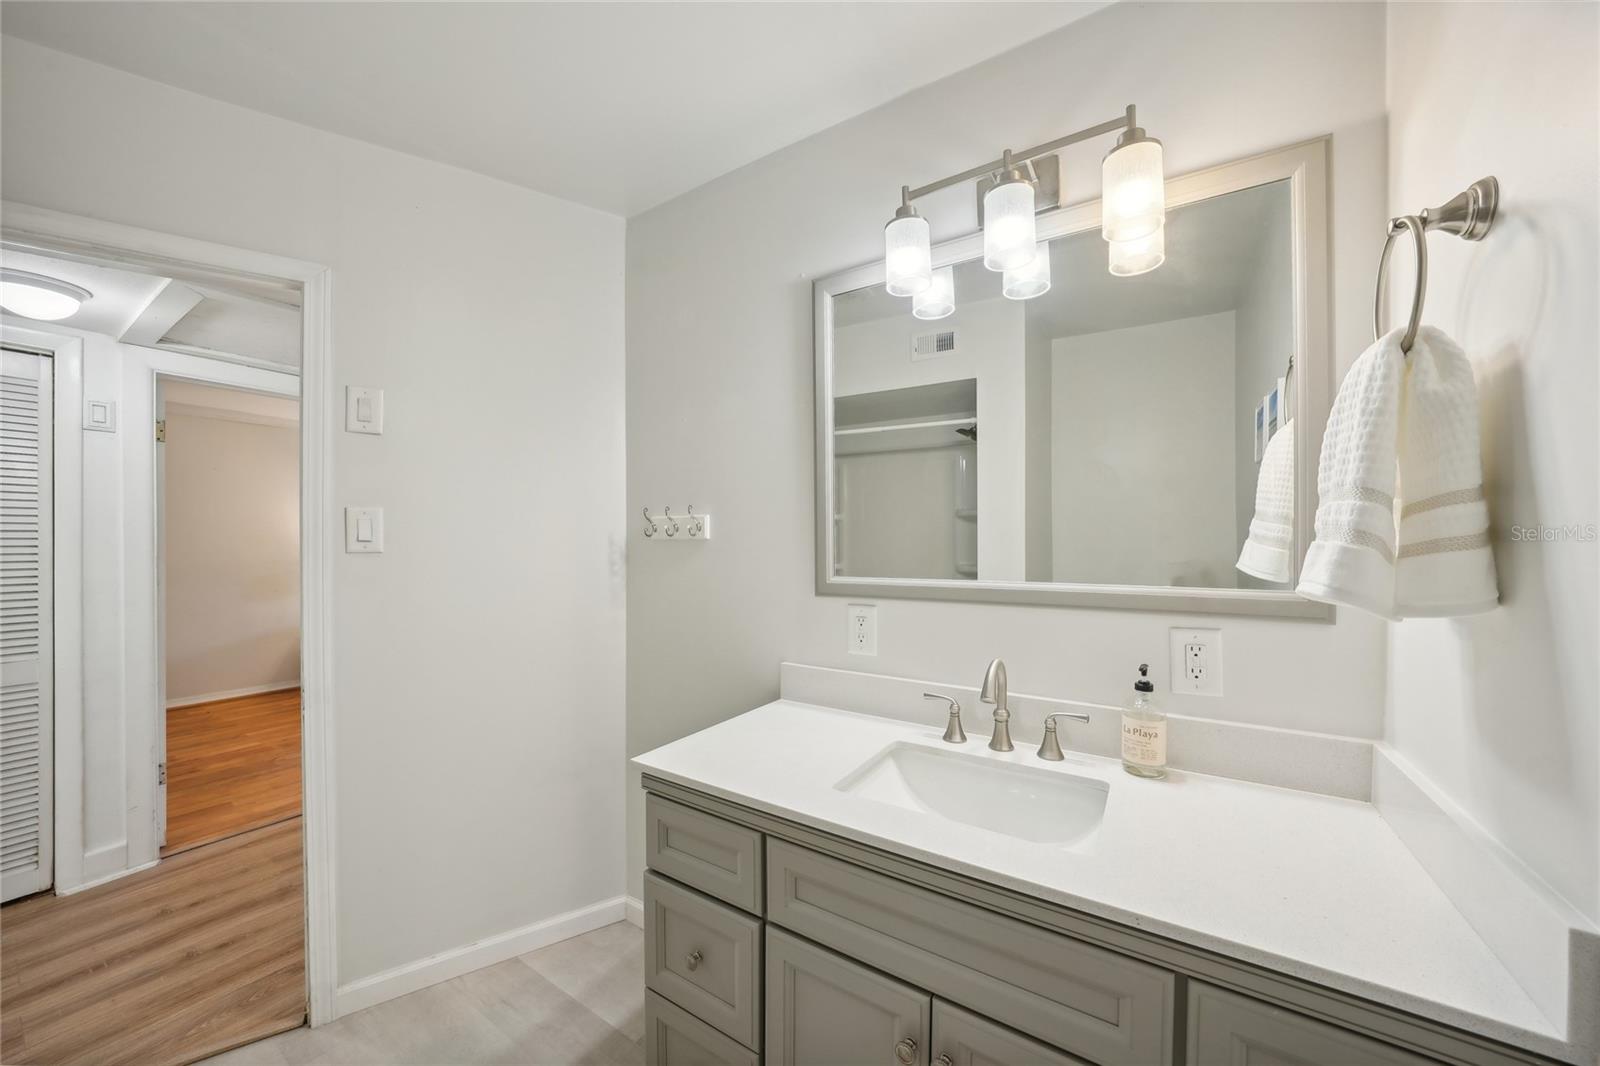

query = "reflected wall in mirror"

[816,142,1330,617]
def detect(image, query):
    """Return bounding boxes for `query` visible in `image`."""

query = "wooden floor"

[164,688,302,856]
[0,819,307,1066]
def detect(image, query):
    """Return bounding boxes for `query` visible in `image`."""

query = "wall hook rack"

[642,505,712,541]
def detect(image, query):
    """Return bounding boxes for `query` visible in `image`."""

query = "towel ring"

[1372,176,1499,357]
[1374,215,1427,355]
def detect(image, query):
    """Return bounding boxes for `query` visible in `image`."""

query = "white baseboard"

[56,855,158,896]
[167,682,299,709]
[332,895,627,1019]
[625,895,643,928]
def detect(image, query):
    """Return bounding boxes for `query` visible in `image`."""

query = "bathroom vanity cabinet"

[641,783,1550,1066]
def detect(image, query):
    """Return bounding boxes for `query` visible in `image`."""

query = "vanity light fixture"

[1002,242,1051,300]
[0,269,91,321]
[913,265,956,320]
[883,105,1164,297]
[883,189,932,297]
[1108,227,1166,277]
[982,151,1038,272]
[1101,125,1165,243]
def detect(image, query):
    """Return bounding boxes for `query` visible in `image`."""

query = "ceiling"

[0,2,1105,217]
[0,247,302,368]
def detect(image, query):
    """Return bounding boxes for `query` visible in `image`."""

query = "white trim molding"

[333,896,629,1019]
[167,682,300,709]
[1,201,340,1026]
[625,895,644,928]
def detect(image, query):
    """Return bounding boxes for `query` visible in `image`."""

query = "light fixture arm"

[901,105,1138,204]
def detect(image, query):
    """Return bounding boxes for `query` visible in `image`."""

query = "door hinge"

[155,419,166,443]
[158,762,166,786]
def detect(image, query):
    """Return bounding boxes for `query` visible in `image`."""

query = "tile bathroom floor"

[203,921,644,1066]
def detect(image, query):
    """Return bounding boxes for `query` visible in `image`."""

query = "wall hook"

[663,505,679,537]
[687,504,704,538]
[641,507,655,538]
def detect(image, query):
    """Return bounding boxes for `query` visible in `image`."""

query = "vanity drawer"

[645,871,763,1049]
[1187,983,1437,1066]
[765,840,1173,1066]
[647,990,761,1066]
[648,794,765,914]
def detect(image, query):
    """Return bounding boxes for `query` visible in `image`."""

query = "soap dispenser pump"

[1120,664,1167,779]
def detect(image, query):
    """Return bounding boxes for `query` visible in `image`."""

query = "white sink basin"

[835,742,1108,848]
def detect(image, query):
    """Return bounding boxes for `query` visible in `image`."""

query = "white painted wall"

[625,0,1392,895]
[164,399,300,703]
[2,36,628,986]
[1384,1,1600,924]
[1049,313,1238,588]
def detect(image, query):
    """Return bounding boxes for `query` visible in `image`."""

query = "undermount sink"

[834,741,1108,848]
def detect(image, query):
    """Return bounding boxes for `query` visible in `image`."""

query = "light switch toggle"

[345,507,384,553]
[345,386,384,434]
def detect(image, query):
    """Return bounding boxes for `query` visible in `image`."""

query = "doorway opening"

[157,379,302,858]
[0,202,336,1060]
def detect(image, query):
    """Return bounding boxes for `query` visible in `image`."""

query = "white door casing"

[1,347,54,902]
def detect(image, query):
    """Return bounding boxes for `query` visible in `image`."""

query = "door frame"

[0,201,339,1025]
[0,325,84,894]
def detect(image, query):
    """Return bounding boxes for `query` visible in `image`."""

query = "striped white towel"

[1237,419,1295,584]
[1395,327,1498,615]
[1297,330,1406,618]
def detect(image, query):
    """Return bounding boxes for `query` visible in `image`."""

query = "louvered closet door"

[1,348,53,902]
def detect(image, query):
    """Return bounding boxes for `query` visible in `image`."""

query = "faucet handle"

[1038,711,1091,761]
[923,692,967,744]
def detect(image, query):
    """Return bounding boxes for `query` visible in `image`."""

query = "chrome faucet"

[1037,711,1091,760]
[923,693,967,744]
[979,658,1012,751]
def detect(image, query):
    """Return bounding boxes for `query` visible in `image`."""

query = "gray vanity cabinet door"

[767,926,931,1066]
[931,1002,1089,1066]
[1187,983,1437,1066]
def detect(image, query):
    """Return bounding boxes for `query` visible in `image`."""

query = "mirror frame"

[814,138,1334,620]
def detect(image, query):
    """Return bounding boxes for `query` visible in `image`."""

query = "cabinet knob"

[894,1037,918,1065]
[684,949,703,971]
[934,1056,954,1066]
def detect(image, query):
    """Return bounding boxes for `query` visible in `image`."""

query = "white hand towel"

[1395,326,1498,615]
[1297,330,1406,618]
[1237,418,1295,584]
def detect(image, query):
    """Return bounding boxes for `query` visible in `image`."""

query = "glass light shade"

[0,272,88,321]
[1108,227,1166,277]
[982,179,1037,272]
[1002,243,1051,300]
[1101,137,1165,243]
[912,266,955,320]
[884,214,932,297]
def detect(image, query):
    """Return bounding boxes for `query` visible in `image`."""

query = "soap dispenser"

[1120,664,1167,779]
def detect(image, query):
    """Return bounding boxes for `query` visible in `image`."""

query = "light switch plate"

[84,398,117,432]
[345,386,384,434]
[344,506,384,553]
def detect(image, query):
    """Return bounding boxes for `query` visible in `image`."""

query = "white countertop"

[633,699,1560,1051]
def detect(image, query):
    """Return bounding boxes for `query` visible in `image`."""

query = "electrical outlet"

[847,603,877,656]
[1169,627,1222,696]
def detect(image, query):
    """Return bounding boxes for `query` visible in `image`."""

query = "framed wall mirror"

[814,139,1332,618]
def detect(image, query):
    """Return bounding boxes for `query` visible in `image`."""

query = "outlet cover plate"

[848,603,877,656]
[1170,627,1222,696]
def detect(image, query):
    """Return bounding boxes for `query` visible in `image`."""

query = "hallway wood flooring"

[0,819,306,1066]
[164,687,302,856]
